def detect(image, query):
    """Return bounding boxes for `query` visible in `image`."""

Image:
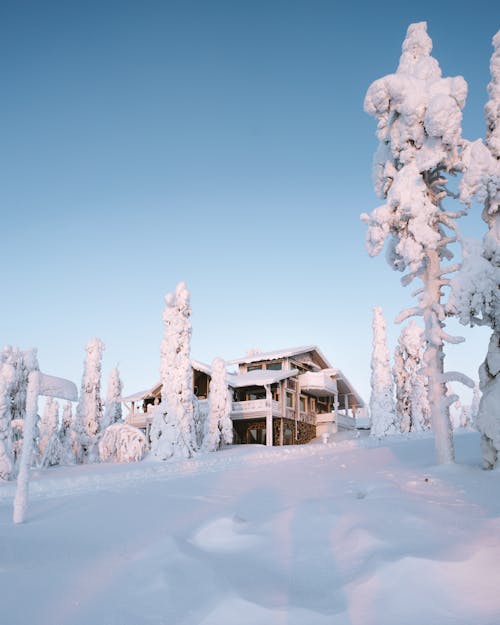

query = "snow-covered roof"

[191,359,212,376]
[229,345,332,369]
[331,368,365,407]
[227,369,299,389]
[121,359,212,402]
[121,385,158,403]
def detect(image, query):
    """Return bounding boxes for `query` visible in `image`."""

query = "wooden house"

[227,345,366,446]
[121,345,366,446]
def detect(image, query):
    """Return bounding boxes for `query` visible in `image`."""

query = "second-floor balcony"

[298,371,338,397]
[231,399,281,420]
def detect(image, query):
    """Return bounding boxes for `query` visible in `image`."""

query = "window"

[266,362,282,371]
[247,390,265,400]
[310,398,316,412]
[247,425,266,444]
[248,364,262,372]
[286,392,295,408]
[300,396,307,413]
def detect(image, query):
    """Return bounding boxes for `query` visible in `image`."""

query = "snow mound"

[191,516,259,552]
[98,423,148,463]
[198,597,338,625]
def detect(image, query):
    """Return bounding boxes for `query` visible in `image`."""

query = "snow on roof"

[191,359,212,376]
[229,345,332,368]
[121,359,212,402]
[331,368,365,407]
[228,369,299,389]
[121,385,158,403]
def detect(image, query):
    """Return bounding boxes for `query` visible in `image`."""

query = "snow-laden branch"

[439,215,462,234]
[443,392,459,409]
[395,307,423,324]
[439,263,461,277]
[401,270,420,287]
[440,209,468,220]
[438,237,458,248]
[440,331,465,345]
[440,371,475,388]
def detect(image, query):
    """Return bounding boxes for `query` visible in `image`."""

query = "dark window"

[266,362,282,371]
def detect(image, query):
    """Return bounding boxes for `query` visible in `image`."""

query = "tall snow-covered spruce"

[75,338,105,463]
[203,357,233,451]
[370,307,397,437]
[450,30,500,468]
[361,22,473,463]
[150,282,197,460]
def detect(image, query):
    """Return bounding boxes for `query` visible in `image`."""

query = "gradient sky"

[1,0,497,403]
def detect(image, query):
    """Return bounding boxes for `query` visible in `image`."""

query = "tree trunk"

[423,250,455,464]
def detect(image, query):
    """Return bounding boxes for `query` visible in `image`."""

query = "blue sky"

[0,0,497,402]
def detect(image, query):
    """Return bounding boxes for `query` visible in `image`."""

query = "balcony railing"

[298,371,337,396]
[231,399,280,420]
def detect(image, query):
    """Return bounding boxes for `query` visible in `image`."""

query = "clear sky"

[1,0,497,403]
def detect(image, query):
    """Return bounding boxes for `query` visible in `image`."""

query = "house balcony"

[231,399,281,421]
[298,371,338,397]
[126,410,154,430]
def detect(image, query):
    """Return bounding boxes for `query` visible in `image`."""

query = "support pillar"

[265,384,272,447]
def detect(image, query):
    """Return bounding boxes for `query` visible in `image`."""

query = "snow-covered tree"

[75,338,105,463]
[203,357,232,451]
[361,22,473,463]
[449,31,500,468]
[0,359,16,480]
[99,423,148,463]
[59,401,77,465]
[150,282,197,460]
[446,383,462,430]
[0,346,39,479]
[470,383,481,426]
[393,321,430,432]
[103,367,123,429]
[370,307,398,437]
[38,397,61,467]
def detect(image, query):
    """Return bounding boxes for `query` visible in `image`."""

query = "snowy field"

[1,431,500,625]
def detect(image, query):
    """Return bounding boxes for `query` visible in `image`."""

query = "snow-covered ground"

[1,431,500,625]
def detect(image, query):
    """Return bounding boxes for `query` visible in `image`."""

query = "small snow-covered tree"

[150,282,197,460]
[393,321,430,432]
[361,22,474,463]
[470,383,481,426]
[370,307,398,437]
[38,397,61,467]
[99,423,148,463]
[75,338,105,463]
[103,366,123,429]
[0,359,16,480]
[450,31,500,467]
[446,384,462,430]
[0,346,39,479]
[203,357,232,451]
[59,401,76,465]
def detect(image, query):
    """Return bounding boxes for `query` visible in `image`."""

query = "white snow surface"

[2,431,499,625]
